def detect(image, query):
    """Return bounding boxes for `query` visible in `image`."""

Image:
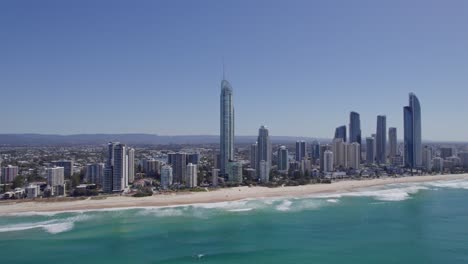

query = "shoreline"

[1,174,468,215]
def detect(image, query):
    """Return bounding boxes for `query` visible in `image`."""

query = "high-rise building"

[319,144,331,171]
[47,167,64,186]
[85,163,105,185]
[52,160,74,177]
[186,163,197,188]
[259,160,269,183]
[310,141,320,162]
[334,125,347,142]
[212,168,219,187]
[459,152,468,169]
[277,146,289,171]
[250,142,258,169]
[103,142,128,193]
[113,143,128,192]
[422,146,433,171]
[220,79,234,176]
[332,138,347,168]
[389,127,397,158]
[324,150,334,173]
[227,161,242,183]
[347,143,360,169]
[404,93,422,168]
[295,141,306,161]
[142,159,161,178]
[440,147,454,159]
[160,165,173,189]
[376,115,387,164]
[432,157,444,172]
[349,112,361,160]
[127,148,135,183]
[256,126,271,178]
[366,137,375,165]
[187,153,200,165]
[1,165,19,183]
[172,153,187,184]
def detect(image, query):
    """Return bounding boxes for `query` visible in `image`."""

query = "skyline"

[2,1,468,141]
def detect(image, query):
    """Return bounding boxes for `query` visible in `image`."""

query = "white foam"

[326,199,339,203]
[0,214,91,234]
[276,200,292,211]
[426,180,468,189]
[227,208,253,212]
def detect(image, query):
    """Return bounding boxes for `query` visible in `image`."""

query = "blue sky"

[1,0,468,141]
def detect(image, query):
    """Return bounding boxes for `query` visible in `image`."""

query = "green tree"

[12,175,26,189]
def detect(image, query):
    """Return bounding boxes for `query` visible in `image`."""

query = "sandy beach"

[1,174,467,215]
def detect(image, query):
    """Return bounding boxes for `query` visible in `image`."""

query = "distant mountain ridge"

[0,134,327,146]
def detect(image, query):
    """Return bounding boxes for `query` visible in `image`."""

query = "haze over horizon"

[2,0,468,141]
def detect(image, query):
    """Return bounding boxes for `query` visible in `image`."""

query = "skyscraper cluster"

[103,142,135,193]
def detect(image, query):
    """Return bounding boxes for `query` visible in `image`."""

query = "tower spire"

[222,57,225,80]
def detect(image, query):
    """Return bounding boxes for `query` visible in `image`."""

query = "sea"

[1,179,468,263]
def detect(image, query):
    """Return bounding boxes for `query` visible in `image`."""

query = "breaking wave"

[0,214,91,234]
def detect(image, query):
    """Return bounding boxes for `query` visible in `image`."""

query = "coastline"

[1,174,468,215]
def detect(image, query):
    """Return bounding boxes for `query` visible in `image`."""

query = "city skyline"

[2,1,468,141]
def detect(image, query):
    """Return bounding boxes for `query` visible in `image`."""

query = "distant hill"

[0,134,328,146]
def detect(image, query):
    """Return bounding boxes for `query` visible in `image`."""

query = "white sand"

[1,174,467,215]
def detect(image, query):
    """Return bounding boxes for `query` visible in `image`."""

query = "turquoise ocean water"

[1,179,468,263]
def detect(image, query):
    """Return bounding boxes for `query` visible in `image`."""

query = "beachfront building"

[250,142,258,169]
[432,157,444,172]
[212,168,219,187]
[277,146,289,172]
[160,165,173,189]
[376,115,387,164]
[127,148,135,183]
[256,126,271,178]
[51,160,74,177]
[366,137,375,165]
[220,78,234,176]
[86,163,105,185]
[142,159,162,178]
[295,140,306,162]
[186,163,197,188]
[422,146,433,172]
[324,150,334,173]
[332,138,347,168]
[389,127,397,158]
[1,165,19,183]
[259,160,269,183]
[320,145,331,171]
[404,93,422,169]
[103,142,129,193]
[347,143,360,169]
[227,161,242,184]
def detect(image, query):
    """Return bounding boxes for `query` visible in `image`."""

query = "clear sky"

[1,0,468,141]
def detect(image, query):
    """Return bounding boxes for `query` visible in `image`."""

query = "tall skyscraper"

[422,146,433,171]
[347,143,360,169]
[113,143,128,192]
[324,150,334,173]
[295,140,306,161]
[319,144,331,171]
[366,137,375,165]
[389,127,397,158]
[404,93,422,168]
[186,163,197,188]
[349,111,361,156]
[256,126,272,178]
[277,146,289,171]
[332,138,347,168]
[250,142,258,169]
[127,148,135,183]
[259,160,269,183]
[160,165,173,189]
[220,79,234,176]
[334,125,347,142]
[310,141,320,162]
[172,153,187,184]
[376,115,387,164]
[103,142,128,193]
[86,163,105,185]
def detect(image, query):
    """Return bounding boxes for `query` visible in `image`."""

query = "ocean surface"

[1,179,468,263]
